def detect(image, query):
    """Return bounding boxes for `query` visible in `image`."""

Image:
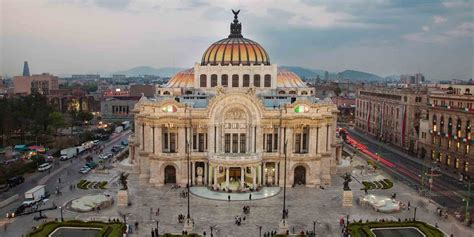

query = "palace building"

[128,12,341,190]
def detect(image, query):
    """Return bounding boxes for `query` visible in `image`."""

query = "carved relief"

[225,108,246,120]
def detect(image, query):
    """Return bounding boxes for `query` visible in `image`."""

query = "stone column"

[155,126,162,154]
[179,126,186,156]
[275,162,279,185]
[263,162,266,186]
[287,128,294,154]
[225,167,230,189]
[252,166,256,188]
[256,125,262,153]
[309,127,316,155]
[214,166,218,187]
[241,167,245,189]
[317,126,324,153]
[192,162,196,185]
[204,162,208,185]
[257,165,261,185]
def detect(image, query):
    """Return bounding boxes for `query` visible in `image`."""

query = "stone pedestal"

[117,190,129,207]
[342,191,353,207]
[183,218,194,233]
[278,219,289,234]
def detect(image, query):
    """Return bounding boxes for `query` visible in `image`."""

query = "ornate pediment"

[225,108,246,120]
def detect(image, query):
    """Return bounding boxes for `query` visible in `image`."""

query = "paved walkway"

[190,187,281,201]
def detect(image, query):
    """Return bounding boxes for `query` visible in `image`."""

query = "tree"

[77,111,94,123]
[49,112,65,136]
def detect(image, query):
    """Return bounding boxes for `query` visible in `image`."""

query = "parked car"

[7,176,25,188]
[121,140,128,146]
[37,163,52,172]
[79,166,91,174]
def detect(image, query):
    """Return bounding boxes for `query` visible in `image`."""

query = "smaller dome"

[277,70,307,88]
[164,68,194,88]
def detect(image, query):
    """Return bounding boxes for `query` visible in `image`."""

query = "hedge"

[348,221,444,237]
[26,220,124,237]
[361,179,393,191]
[76,180,108,190]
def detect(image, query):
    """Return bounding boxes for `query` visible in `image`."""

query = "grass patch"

[361,179,393,191]
[26,220,124,237]
[76,180,108,190]
[348,221,443,237]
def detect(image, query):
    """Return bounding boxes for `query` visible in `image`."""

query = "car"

[6,204,26,218]
[7,176,25,188]
[60,155,70,161]
[121,140,128,146]
[93,140,100,145]
[37,163,52,172]
[79,166,91,174]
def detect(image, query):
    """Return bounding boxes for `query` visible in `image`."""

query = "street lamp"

[256,225,262,237]
[462,179,472,223]
[282,139,288,220]
[59,206,63,222]
[312,219,319,237]
[413,206,417,221]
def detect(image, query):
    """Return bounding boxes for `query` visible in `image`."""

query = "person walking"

[407,201,411,210]
[249,193,252,200]
[228,195,231,202]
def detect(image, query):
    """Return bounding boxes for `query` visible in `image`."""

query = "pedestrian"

[228,195,230,202]
[151,228,155,237]
[249,193,252,200]
[154,227,158,236]
[407,201,411,210]
[156,208,160,216]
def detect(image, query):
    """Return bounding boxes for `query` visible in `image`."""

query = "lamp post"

[413,206,417,221]
[156,220,159,235]
[256,225,262,237]
[59,206,63,222]
[312,219,319,237]
[184,104,193,232]
[282,139,288,220]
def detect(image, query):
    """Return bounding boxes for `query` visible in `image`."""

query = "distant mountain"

[115,66,185,78]
[279,66,324,79]
[339,70,383,82]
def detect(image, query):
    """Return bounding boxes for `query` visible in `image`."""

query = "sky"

[1,0,473,80]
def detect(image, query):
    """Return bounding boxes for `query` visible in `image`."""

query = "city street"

[346,127,472,212]
[0,130,130,231]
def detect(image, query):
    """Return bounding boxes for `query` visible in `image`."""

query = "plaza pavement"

[3,157,474,237]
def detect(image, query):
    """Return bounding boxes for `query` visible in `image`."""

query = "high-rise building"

[23,61,30,77]
[324,71,329,81]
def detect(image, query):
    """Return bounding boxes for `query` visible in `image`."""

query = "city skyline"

[1,0,473,80]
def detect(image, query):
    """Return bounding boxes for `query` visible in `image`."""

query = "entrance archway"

[294,166,306,185]
[164,165,176,184]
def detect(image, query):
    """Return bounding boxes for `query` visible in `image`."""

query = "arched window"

[232,74,239,87]
[448,117,453,135]
[221,74,228,87]
[242,74,250,87]
[163,91,170,95]
[289,91,296,95]
[432,115,437,132]
[185,90,192,95]
[264,74,271,87]
[254,75,261,87]
[301,91,308,95]
[210,74,218,87]
[200,74,207,87]
[457,118,462,137]
[278,90,285,94]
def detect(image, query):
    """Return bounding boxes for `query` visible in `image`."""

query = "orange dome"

[201,38,270,66]
[201,10,270,66]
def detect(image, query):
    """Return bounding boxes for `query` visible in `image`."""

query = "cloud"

[94,0,130,10]
[403,21,474,43]
[433,15,447,24]
[442,0,474,9]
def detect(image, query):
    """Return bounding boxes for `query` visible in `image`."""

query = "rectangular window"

[266,134,273,152]
[225,133,231,153]
[169,133,176,153]
[274,133,278,150]
[232,134,239,153]
[240,133,246,153]
[295,134,301,153]
[198,133,204,152]
[302,132,308,153]
[192,134,197,150]
[163,132,169,150]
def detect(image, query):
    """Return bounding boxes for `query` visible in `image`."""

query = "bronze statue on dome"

[232,9,240,19]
